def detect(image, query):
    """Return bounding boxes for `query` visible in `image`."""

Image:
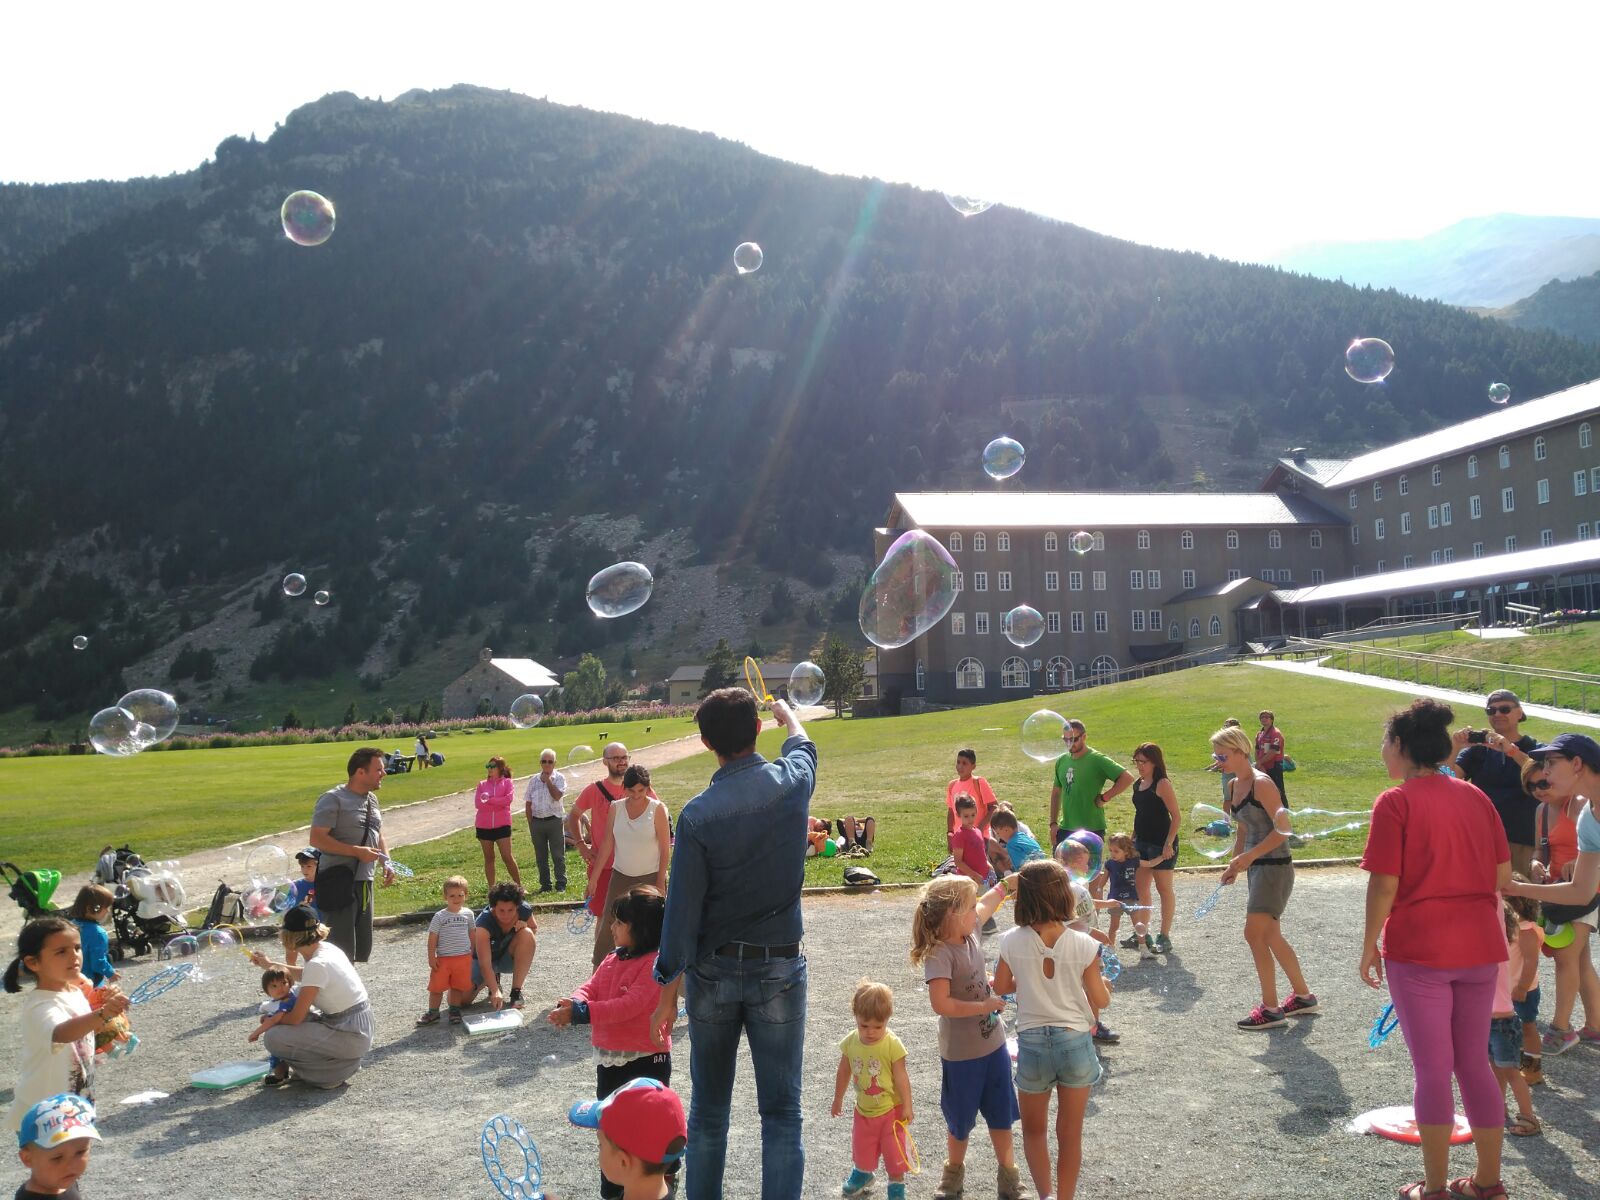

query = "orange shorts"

[428,954,474,994]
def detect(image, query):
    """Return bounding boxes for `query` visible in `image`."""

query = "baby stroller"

[93,845,185,961]
[2,862,62,919]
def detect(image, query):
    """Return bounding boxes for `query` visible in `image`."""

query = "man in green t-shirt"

[1050,718,1132,851]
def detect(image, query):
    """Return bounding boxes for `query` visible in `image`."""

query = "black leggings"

[596,1052,673,1198]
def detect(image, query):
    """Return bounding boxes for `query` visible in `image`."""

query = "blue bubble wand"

[1369,1001,1400,1049]
[481,1113,544,1199]
[1193,882,1228,920]
[127,962,195,1006]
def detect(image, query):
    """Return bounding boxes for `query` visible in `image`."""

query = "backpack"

[202,882,246,930]
[843,865,881,887]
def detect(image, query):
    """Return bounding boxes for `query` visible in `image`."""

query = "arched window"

[1467,454,1479,478]
[1268,530,1282,550]
[1000,657,1030,689]
[1044,532,1058,552]
[1535,435,1547,461]
[1499,445,1510,469]
[1089,654,1119,679]
[1398,473,1409,495]
[1226,529,1239,549]
[1582,422,1593,450]
[955,657,985,690]
[915,660,926,692]
[973,532,987,551]
[1169,622,1181,641]
[1092,532,1105,551]
[997,532,1010,551]
[1189,618,1202,638]
[1209,615,1223,636]
[949,532,962,552]
[1181,530,1194,550]
[1045,656,1070,688]
[1137,529,1151,550]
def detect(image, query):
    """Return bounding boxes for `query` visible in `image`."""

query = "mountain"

[1491,270,1600,344]
[0,173,199,274]
[3,85,1600,737]
[1275,214,1600,308]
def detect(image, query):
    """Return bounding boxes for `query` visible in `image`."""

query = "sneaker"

[508,989,525,1010]
[1091,1021,1121,1044]
[1237,1004,1287,1030]
[261,1068,290,1088]
[842,1168,875,1197]
[1139,935,1156,960]
[1542,1027,1579,1056]
[932,1160,964,1200]
[1578,1026,1600,1047]
[981,916,998,935]
[886,1184,906,1200]
[1154,933,1172,955]
[1282,992,1319,1017]
[1119,933,1141,949]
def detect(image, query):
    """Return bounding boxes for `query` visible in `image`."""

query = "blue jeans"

[683,953,807,1200]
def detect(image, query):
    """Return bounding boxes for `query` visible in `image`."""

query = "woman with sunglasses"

[1452,690,1538,876]
[476,757,523,891]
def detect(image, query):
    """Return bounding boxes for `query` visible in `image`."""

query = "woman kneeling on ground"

[248,903,375,1089]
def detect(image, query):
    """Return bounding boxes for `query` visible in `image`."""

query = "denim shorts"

[1512,986,1540,1026]
[1013,1026,1102,1093]
[939,1045,1019,1139]
[1488,1016,1522,1069]
[1134,839,1178,870]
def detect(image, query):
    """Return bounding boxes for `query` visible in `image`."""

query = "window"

[1349,489,1358,509]
[1502,487,1515,513]
[1373,482,1383,501]
[1582,523,1593,541]
[1129,570,1144,590]
[1087,654,1117,679]
[1472,542,1484,559]
[1538,479,1550,505]
[1131,610,1146,632]
[1535,436,1547,462]
[1268,530,1282,550]
[1227,568,1242,581]
[1470,494,1482,519]
[1376,559,1387,572]
[1591,467,1600,492]
[1375,517,1386,540]
[1169,623,1182,641]
[1093,611,1108,633]
[949,532,962,552]
[1069,570,1083,591]
[1277,570,1292,584]
[1443,547,1454,563]
[1189,618,1202,638]
[1045,656,1070,687]
[1401,512,1412,534]
[1505,535,1518,553]
[1092,532,1105,551]
[1427,506,1439,529]
[1576,470,1589,497]
[1432,463,1443,486]
[1209,615,1223,636]
[952,571,964,592]
[998,571,1012,592]
[1047,611,1061,633]
[1226,529,1239,549]
[1309,529,1322,549]
[1045,571,1059,591]
[1441,501,1452,526]
[1092,571,1106,591]
[1149,608,1162,629]
[1428,551,1439,565]
[1148,569,1161,590]
[1044,532,1057,552]
[1070,611,1085,633]
[1541,529,1555,548]
[1001,656,1029,688]
[1182,569,1196,589]
[1181,530,1195,550]
[915,660,926,691]
[955,657,985,689]
[973,533,986,551]
[1583,422,1594,449]
[997,532,1010,552]
[974,571,988,591]
[1499,445,1510,469]
[1311,569,1324,584]
[1467,455,1479,478]
[975,612,990,635]
[1351,525,1360,545]
[951,613,966,635]
[1398,473,1409,495]
[1137,529,1150,550]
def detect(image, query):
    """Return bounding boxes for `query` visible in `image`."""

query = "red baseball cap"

[568,1078,686,1165]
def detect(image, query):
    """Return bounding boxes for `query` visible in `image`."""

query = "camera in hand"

[1467,730,1489,744]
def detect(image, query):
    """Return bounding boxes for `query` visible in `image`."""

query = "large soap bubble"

[857,530,959,649]
[161,934,200,961]
[1020,710,1068,762]
[982,437,1025,480]
[313,590,331,606]
[245,845,292,886]
[733,241,764,274]
[568,744,594,765]
[72,635,89,650]
[509,693,545,729]
[1487,382,1511,406]
[197,928,240,960]
[282,573,307,598]
[788,661,826,707]
[118,689,180,746]
[1344,337,1395,384]
[89,707,156,757]
[1191,802,1235,860]
[1056,829,1104,882]
[1068,531,1094,555]
[944,194,994,217]
[281,190,336,247]
[586,562,654,618]
[1003,605,1045,648]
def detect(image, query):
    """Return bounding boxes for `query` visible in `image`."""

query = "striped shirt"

[427,907,475,957]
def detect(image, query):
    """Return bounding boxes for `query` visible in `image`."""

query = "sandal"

[416,1010,441,1026]
[1508,1113,1542,1137]
[1446,1180,1507,1200]
[1398,1185,1447,1200]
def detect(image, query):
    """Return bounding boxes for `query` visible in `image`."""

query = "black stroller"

[92,845,183,961]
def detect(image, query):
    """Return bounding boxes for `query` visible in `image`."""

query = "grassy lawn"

[0,717,700,873]
[373,663,1574,915]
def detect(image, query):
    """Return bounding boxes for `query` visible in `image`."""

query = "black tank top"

[1131,778,1177,846]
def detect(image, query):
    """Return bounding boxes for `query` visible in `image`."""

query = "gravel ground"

[3,869,1597,1199]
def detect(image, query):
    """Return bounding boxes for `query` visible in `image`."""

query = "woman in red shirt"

[1359,698,1511,1200]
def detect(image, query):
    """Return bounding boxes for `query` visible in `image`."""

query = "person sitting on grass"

[465,881,537,1012]
[569,1077,687,1200]
[417,876,476,1026]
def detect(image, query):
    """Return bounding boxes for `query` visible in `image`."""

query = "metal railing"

[1043,646,1236,695]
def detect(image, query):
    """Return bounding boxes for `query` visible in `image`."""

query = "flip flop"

[1446,1180,1507,1200]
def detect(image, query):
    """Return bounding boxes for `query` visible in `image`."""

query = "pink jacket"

[574,949,671,1056]
[474,777,515,829]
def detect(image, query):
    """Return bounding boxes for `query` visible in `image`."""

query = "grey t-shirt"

[311,784,382,883]
[922,932,1002,1062]
[427,908,475,958]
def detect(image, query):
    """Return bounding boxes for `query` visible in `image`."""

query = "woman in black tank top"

[1129,742,1181,954]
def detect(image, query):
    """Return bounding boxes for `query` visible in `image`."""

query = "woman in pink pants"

[1359,698,1512,1200]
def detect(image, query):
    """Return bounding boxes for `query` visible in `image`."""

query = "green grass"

[372,663,1573,915]
[1,717,700,872]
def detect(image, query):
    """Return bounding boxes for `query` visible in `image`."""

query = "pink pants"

[1386,958,1503,1127]
[852,1109,910,1176]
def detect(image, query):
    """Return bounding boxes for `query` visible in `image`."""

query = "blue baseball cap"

[568,1077,685,1165]
[1528,733,1600,772]
[18,1094,100,1150]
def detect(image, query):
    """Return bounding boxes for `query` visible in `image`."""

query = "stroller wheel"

[109,942,125,963]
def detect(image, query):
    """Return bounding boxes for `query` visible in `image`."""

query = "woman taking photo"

[1128,742,1180,956]
[475,756,522,890]
[1359,699,1510,1200]
[248,904,375,1089]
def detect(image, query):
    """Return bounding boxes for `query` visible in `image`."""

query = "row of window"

[946,529,1326,552]
[1359,477,1595,543]
[1348,426,1595,510]
[952,565,1323,597]
[1365,526,1592,575]
[949,655,1122,690]
[948,606,1244,639]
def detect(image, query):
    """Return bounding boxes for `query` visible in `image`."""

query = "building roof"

[1278,540,1600,606]
[1163,577,1270,605]
[888,491,1346,529]
[1267,376,1600,491]
[487,658,560,688]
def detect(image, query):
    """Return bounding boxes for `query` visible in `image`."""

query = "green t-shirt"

[1052,748,1124,833]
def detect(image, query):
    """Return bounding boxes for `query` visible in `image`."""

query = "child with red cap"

[569,1077,686,1200]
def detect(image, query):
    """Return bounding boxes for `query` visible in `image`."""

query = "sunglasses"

[1211,752,1228,762]
[1528,779,1552,791]
[1485,705,1516,715]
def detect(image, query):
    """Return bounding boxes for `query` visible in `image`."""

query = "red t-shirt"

[1360,775,1510,968]
[949,825,991,878]
[945,776,998,832]
[1255,727,1284,769]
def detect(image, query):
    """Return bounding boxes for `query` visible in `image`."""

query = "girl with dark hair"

[1129,742,1181,956]
[65,884,118,987]
[475,756,521,890]
[1360,698,1511,1200]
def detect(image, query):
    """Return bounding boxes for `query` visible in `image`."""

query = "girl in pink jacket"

[475,757,522,890]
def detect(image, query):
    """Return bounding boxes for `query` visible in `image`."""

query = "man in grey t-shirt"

[309,746,394,962]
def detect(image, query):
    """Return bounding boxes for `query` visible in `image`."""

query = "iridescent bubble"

[1068,531,1095,555]
[1190,802,1235,861]
[89,707,156,757]
[72,635,89,651]
[117,689,180,746]
[508,693,545,729]
[857,530,959,649]
[245,845,292,886]
[242,886,277,923]
[569,744,594,765]
[1003,605,1045,648]
[280,190,336,247]
[161,934,200,961]
[197,928,240,959]
[1487,382,1511,406]
[313,590,331,606]
[282,573,307,598]
[1344,337,1395,384]
[944,194,994,217]
[1020,709,1068,762]
[1056,829,1103,882]
[787,661,826,707]
[982,437,1025,480]
[733,242,764,274]
[586,562,654,618]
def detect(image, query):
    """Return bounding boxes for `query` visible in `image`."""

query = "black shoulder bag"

[315,798,375,910]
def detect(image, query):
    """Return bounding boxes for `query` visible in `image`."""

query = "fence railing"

[1042,646,1236,695]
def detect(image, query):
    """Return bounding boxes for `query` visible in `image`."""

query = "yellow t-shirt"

[839,1029,907,1118]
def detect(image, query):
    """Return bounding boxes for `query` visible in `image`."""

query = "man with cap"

[569,1077,686,1200]
[1452,689,1539,875]
[15,1093,99,1199]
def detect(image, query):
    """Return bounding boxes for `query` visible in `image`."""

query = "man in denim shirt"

[650,689,817,1200]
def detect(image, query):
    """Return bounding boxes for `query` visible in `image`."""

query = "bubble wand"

[743,656,772,705]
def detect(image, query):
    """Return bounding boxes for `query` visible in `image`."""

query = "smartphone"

[1467,730,1488,744]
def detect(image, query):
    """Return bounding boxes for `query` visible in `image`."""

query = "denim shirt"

[654,734,818,985]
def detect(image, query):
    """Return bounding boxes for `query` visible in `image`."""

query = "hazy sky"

[6,1,1598,261]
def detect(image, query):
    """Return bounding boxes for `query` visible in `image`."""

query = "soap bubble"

[1190,802,1235,860]
[313,590,331,606]
[1056,829,1103,882]
[1344,337,1395,384]
[197,928,239,959]
[857,530,959,649]
[1284,806,1371,843]
[586,562,654,618]
[1020,710,1068,762]
[1003,605,1045,648]
[569,745,594,765]
[1068,531,1095,555]
[1487,382,1511,406]
[242,885,278,923]
[245,845,292,886]
[89,707,156,757]
[982,437,1025,480]
[117,689,180,746]
[72,635,89,650]
[282,573,307,598]
[509,693,545,729]
[280,190,336,247]
[788,661,826,707]
[944,194,994,217]
[733,242,764,274]
[161,934,200,961]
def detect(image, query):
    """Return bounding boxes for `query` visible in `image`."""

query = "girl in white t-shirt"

[4,917,129,1133]
[993,860,1111,1200]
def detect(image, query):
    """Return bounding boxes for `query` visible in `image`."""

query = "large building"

[875,377,1600,706]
